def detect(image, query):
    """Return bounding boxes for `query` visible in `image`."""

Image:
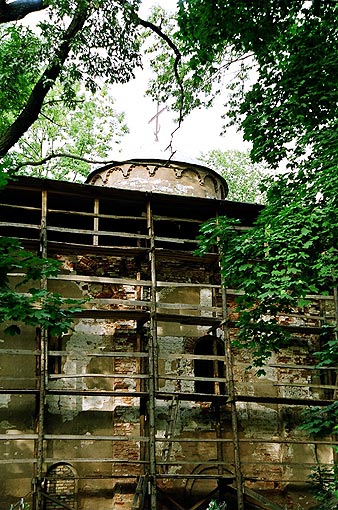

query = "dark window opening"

[48,333,65,375]
[194,335,226,395]
[44,463,78,510]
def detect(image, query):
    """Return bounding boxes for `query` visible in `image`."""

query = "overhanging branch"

[0,6,89,157]
[0,0,46,23]
[137,16,184,154]
[14,152,119,173]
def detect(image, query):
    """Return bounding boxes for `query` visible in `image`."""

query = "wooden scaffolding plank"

[243,487,284,510]
[46,389,148,397]
[132,475,148,510]
[236,395,335,406]
[48,373,149,379]
[35,188,48,510]
[47,224,149,239]
[48,350,148,358]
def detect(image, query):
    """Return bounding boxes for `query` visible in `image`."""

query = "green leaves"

[300,402,338,438]
[0,0,143,157]
[0,25,42,134]
[307,465,338,510]
[11,81,129,181]
[0,237,84,336]
[197,162,337,369]
[177,1,338,498]
[199,149,270,203]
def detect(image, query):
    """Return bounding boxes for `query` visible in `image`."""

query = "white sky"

[110,0,249,162]
[25,0,249,163]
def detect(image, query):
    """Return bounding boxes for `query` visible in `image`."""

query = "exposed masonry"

[0,161,336,510]
[88,160,227,199]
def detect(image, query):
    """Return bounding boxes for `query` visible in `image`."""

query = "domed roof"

[86,158,228,200]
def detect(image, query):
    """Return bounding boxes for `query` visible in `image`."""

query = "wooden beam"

[155,392,228,403]
[158,374,227,383]
[0,349,40,355]
[48,350,148,358]
[156,474,235,480]
[0,202,41,211]
[48,373,149,379]
[47,207,146,221]
[49,273,151,286]
[47,389,148,397]
[43,434,149,441]
[235,395,335,405]
[47,225,149,239]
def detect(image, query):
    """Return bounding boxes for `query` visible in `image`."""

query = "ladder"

[9,498,25,510]
[161,394,180,471]
[132,475,148,510]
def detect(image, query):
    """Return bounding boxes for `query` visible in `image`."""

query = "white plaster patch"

[123,378,136,390]
[0,420,15,428]
[47,380,83,422]
[200,288,213,316]
[82,395,111,411]
[0,394,11,408]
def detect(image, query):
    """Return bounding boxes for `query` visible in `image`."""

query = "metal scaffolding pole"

[147,200,158,510]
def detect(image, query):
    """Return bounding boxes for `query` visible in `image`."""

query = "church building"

[0,159,336,510]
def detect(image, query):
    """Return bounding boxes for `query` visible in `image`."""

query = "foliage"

[11,82,128,181]
[176,1,338,168]
[0,237,84,336]
[196,149,338,503]
[185,7,338,476]
[206,500,227,510]
[308,465,338,510]
[196,161,338,369]
[199,149,269,203]
[299,402,338,438]
[0,25,42,133]
[144,5,238,119]
[0,0,144,158]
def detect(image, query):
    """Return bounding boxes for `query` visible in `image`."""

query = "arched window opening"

[44,462,78,510]
[194,336,226,395]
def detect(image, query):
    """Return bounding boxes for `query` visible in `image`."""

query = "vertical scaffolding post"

[215,215,244,509]
[146,200,158,510]
[333,282,338,345]
[93,198,99,246]
[35,189,48,510]
[212,330,224,480]
[221,287,244,510]
[332,282,338,413]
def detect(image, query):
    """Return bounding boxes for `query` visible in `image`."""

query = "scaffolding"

[0,176,337,510]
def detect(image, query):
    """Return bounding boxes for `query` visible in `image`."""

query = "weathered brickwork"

[0,164,336,510]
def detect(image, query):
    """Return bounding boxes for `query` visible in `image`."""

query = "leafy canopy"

[0,0,146,161]
[187,4,338,479]
[199,149,269,203]
[10,82,128,181]
[0,237,84,336]
[176,1,338,166]
[197,164,338,367]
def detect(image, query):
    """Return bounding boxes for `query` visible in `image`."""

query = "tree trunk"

[0,0,45,23]
[0,7,89,157]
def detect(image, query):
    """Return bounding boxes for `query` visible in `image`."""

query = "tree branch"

[0,6,89,157]
[137,16,184,154]
[0,0,46,23]
[14,152,119,173]
[39,111,63,127]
